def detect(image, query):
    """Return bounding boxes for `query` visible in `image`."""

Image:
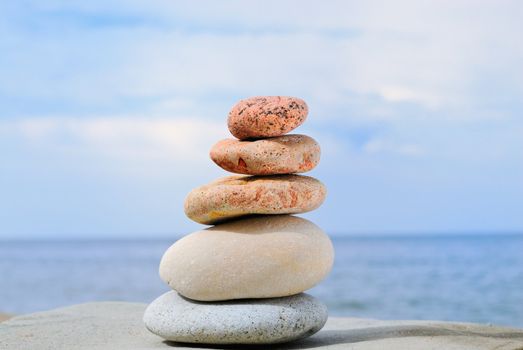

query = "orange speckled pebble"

[228,96,308,140]
[184,175,326,225]
[210,134,320,175]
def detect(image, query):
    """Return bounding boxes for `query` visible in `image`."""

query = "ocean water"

[1,234,522,327]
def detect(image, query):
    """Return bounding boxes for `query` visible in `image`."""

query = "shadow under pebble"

[163,325,523,349]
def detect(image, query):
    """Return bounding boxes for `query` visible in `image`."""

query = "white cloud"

[376,86,440,108]
[1,1,521,168]
[363,138,426,157]
[1,117,229,162]
[2,0,522,123]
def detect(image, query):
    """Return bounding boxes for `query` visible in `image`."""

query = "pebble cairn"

[144,96,334,345]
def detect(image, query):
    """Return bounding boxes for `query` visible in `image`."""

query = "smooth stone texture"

[210,134,320,175]
[144,292,328,344]
[159,216,334,301]
[184,174,326,225]
[228,96,308,140]
[3,302,523,350]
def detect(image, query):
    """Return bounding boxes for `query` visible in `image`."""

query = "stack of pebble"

[144,96,334,345]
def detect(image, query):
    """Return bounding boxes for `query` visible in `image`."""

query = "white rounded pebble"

[159,215,334,301]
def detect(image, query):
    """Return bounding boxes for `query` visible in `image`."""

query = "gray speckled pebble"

[143,291,328,344]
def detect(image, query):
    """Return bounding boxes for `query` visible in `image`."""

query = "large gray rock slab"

[1,302,523,350]
[144,292,327,344]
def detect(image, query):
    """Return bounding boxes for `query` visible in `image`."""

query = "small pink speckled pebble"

[228,96,308,140]
[210,134,320,175]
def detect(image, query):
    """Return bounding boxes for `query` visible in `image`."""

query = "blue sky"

[1,1,522,239]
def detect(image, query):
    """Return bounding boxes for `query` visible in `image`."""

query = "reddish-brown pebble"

[184,175,326,225]
[210,134,320,175]
[228,96,308,140]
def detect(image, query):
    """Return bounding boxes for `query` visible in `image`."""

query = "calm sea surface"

[1,234,522,327]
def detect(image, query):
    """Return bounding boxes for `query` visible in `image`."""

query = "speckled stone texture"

[184,174,326,225]
[210,134,320,175]
[143,292,328,344]
[228,96,308,140]
[159,216,334,301]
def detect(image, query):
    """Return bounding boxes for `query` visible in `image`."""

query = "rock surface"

[228,96,308,140]
[160,216,334,301]
[0,313,12,323]
[184,175,326,225]
[144,292,327,344]
[210,134,320,175]
[3,302,523,350]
